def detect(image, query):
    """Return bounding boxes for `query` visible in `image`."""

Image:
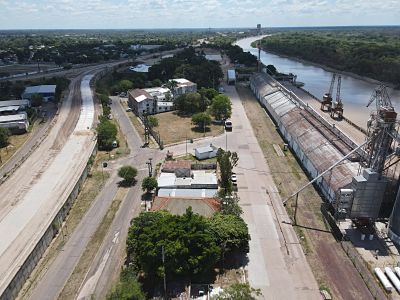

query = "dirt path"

[237,84,374,300]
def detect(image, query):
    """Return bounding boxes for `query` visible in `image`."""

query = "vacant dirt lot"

[237,85,373,300]
[154,111,224,145]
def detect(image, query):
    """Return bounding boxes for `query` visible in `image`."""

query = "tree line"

[257,30,400,86]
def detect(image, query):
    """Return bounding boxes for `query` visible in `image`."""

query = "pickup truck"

[225,120,233,131]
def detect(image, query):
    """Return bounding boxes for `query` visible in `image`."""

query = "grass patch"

[57,188,127,300]
[153,111,224,145]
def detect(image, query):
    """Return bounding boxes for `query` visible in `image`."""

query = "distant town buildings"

[22,85,56,101]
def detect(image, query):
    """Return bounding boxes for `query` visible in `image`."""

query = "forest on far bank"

[256,28,400,87]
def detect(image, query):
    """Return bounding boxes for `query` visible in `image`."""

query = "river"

[235,36,400,129]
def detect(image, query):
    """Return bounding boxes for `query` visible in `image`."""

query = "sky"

[0,0,399,29]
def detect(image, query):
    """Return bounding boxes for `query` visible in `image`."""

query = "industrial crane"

[330,75,343,119]
[365,84,398,175]
[321,73,336,111]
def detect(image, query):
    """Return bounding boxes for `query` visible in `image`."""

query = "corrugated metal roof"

[0,100,30,108]
[24,85,56,95]
[253,72,359,194]
[0,113,27,123]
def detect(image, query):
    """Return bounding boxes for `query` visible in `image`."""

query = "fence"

[141,114,164,149]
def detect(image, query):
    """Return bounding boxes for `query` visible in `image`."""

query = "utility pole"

[185,132,188,156]
[225,132,228,151]
[146,158,153,177]
[162,246,167,299]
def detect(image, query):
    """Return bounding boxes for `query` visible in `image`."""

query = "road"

[27,96,162,300]
[0,61,124,298]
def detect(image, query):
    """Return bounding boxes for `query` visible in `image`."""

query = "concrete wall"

[0,144,97,300]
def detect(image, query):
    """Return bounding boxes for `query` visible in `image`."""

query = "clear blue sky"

[0,0,399,29]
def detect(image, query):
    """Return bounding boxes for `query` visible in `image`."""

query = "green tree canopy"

[210,95,232,120]
[148,116,159,127]
[118,165,138,185]
[119,79,133,92]
[219,193,242,217]
[0,127,10,148]
[213,283,262,300]
[191,112,211,129]
[96,117,117,150]
[141,176,158,192]
[127,209,220,280]
[106,269,146,300]
[208,213,250,254]
[30,93,43,107]
[174,92,203,115]
[217,149,239,195]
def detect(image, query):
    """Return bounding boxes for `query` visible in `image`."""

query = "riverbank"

[252,42,398,90]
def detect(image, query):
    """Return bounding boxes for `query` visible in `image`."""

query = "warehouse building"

[22,85,56,101]
[250,72,385,219]
[0,113,29,133]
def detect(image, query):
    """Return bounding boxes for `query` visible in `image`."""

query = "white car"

[225,120,233,131]
[231,173,237,185]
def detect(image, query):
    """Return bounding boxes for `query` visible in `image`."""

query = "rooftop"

[162,160,192,172]
[0,113,27,123]
[128,89,153,103]
[170,78,196,87]
[23,85,56,95]
[0,100,30,108]
[195,144,217,154]
[152,196,220,217]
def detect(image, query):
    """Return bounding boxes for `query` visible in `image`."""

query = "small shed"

[195,144,218,160]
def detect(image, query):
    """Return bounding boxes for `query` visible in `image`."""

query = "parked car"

[231,173,237,185]
[225,120,233,131]
[126,107,132,112]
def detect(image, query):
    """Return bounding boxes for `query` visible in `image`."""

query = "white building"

[22,85,56,101]
[0,99,30,110]
[0,112,29,133]
[194,144,218,160]
[128,89,155,117]
[170,78,197,96]
[128,87,175,116]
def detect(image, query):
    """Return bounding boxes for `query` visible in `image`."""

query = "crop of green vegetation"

[257,29,400,86]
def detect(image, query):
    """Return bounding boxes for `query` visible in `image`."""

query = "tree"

[208,213,250,254]
[191,112,211,129]
[266,64,277,75]
[151,79,163,87]
[174,92,202,115]
[0,128,10,148]
[97,117,117,150]
[31,93,43,107]
[210,95,232,120]
[217,149,239,195]
[11,82,25,98]
[118,80,133,92]
[219,192,242,217]
[148,116,159,127]
[118,165,138,185]
[106,269,145,300]
[127,209,220,280]
[142,176,158,193]
[213,283,261,300]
